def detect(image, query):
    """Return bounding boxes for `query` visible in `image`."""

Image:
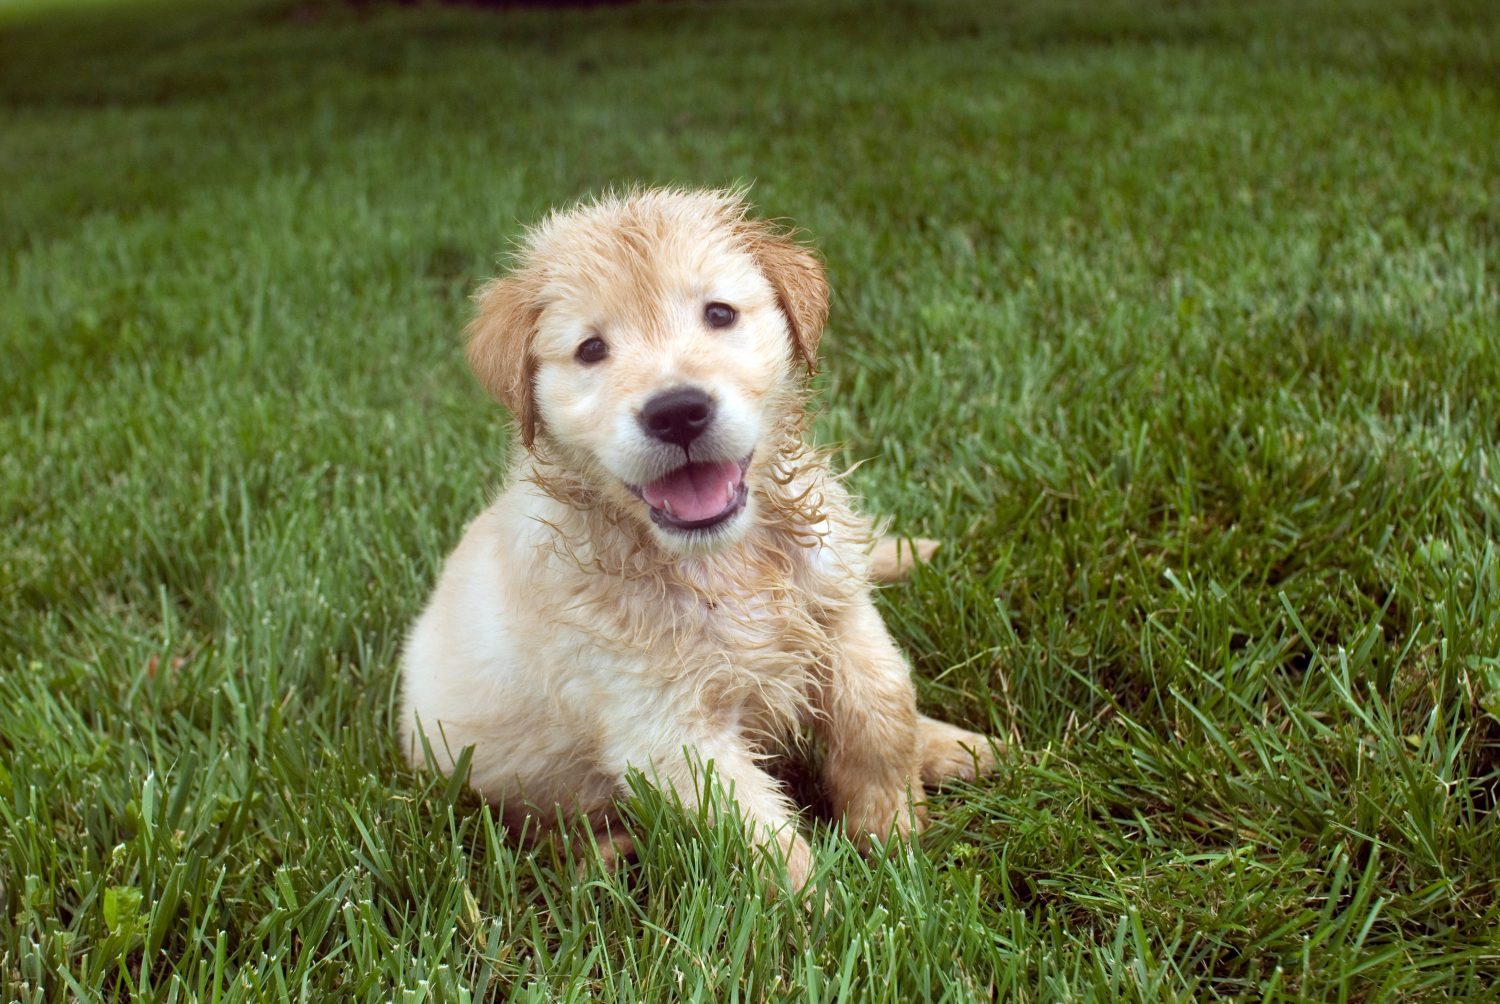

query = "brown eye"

[576,336,608,364]
[704,302,737,329]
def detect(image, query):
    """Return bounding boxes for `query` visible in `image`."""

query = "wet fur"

[398,188,996,887]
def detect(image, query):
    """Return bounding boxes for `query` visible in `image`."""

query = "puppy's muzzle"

[640,387,715,450]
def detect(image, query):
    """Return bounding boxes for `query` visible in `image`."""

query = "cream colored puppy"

[399,188,995,887]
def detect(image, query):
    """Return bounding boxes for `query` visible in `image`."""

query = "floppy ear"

[466,276,542,448]
[743,224,830,373]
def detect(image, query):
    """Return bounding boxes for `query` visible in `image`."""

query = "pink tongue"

[641,459,742,522]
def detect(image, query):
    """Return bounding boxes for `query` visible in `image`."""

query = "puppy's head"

[467,188,829,553]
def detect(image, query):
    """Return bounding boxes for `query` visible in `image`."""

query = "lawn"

[2,0,1499,998]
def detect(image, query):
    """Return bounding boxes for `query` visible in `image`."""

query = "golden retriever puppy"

[399,188,996,887]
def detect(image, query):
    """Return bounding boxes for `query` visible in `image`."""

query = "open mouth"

[628,455,751,533]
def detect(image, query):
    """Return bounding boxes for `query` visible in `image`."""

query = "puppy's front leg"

[607,725,812,889]
[815,596,927,849]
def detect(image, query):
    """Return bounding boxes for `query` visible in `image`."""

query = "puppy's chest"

[542,526,852,733]
[665,576,829,730]
[551,554,827,654]
[692,583,820,649]
[670,569,828,664]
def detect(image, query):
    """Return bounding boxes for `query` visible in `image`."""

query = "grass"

[2,0,1498,997]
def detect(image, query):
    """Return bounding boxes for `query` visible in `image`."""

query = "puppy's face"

[467,190,829,554]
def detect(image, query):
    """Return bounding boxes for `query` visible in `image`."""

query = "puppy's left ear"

[744,224,830,373]
[466,275,542,448]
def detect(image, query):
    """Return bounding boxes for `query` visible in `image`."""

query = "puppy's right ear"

[466,276,541,448]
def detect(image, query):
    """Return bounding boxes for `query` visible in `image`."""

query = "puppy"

[399,188,996,887]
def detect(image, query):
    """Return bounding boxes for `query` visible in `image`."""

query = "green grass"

[2,0,1499,997]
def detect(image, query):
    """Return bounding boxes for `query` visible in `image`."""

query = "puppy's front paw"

[593,829,636,871]
[783,833,814,890]
[758,830,814,895]
[842,780,926,852]
[570,825,635,881]
[918,716,1001,788]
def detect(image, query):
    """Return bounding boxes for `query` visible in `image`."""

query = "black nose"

[640,387,715,449]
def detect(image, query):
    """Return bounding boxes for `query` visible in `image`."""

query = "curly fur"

[398,188,996,887]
